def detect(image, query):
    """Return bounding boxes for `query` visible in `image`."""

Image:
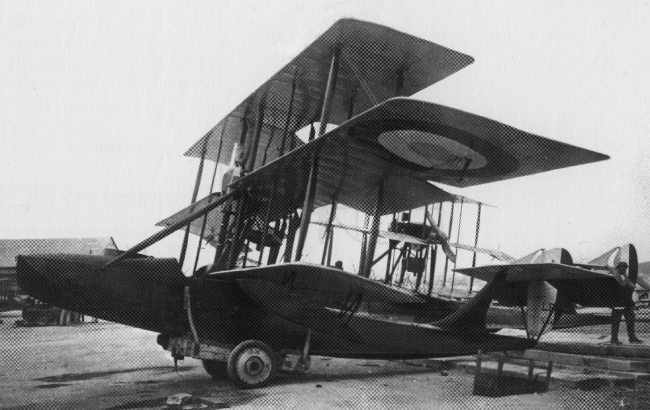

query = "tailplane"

[432,269,508,331]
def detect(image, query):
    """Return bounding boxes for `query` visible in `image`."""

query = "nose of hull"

[15,253,188,333]
[16,255,73,305]
[15,255,45,300]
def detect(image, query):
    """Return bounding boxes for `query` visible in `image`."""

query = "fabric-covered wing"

[234,98,609,216]
[450,243,515,262]
[155,193,228,246]
[334,98,610,188]
[454,263,613,282]
[184,18,474,171]
[456,263,635,308]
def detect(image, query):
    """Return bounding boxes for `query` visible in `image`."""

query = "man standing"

[610,261,643,344]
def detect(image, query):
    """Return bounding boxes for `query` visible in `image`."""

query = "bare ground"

[0,311,644,409]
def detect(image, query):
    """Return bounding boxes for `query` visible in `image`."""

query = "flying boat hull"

[16,255,533,359]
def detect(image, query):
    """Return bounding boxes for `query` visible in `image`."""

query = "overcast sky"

[2,1,650,274]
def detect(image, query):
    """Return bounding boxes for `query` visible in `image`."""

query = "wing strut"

[295,49,341,261]
[102,190,236,270]
[442,201,455,286]
[321,199,338,265]
[192,133,225,274]
[449,199,464,295]
[179,137,209,267]
[361,180,384,277]
[468,203,482,293]
[427,203,444,295]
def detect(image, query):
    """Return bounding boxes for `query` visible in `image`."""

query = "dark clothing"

[611,306,637,342]
[610,267,640,342]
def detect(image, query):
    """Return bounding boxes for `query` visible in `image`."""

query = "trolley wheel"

[59,310,70,326]
[227,340,277,389]
[202,360,228,379]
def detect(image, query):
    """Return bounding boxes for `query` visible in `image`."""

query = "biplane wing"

[157,96,608,251]
[455,263,632,307]
[455,263,611,282]
[234,97,608,216]
[184,18,474,171]
[156,193,227,245]
[448,243,515,262]
[311,221,512,261]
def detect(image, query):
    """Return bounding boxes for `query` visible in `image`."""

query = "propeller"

[425,210,456,263]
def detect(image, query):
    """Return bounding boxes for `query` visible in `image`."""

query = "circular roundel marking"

[350,118,519,181]
[378,130,487,169]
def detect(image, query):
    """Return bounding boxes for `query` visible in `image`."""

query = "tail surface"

[432,269,508,331]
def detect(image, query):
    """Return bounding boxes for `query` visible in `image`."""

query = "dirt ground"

[0,310,645,410]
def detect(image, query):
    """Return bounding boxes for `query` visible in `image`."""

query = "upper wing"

[184,18,474,171]
[234,98,609,216]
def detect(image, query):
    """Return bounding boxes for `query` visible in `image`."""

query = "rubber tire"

[202,360,228,379]
[59,310,70,326]
[227,340,277,389]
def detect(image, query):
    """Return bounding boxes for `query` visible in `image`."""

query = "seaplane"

[16,19,629,389]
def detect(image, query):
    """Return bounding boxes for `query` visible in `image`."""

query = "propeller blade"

[380,230,428,245]
[426,210,448,241]
[440,242,457,263]
[425,209,455,262]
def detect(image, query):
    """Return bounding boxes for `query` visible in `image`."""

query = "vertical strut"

[284,212,300,262]
[294,156,318,261]
[257,179,278,265]
[294,49,340,261]
[362,181,384,278]
[179,137,209,268]
[193,134,224,274]
[469,203,482,293]
[442,202,455,287]
[450,199,464,296]
[384,214,396,284]
[246,101,266,173]
[321,200,337,265]
[226,194,248,269]
[358,214,370,274]
[428,203,444,295]
[318,49,341,136]
[279,78,297,157]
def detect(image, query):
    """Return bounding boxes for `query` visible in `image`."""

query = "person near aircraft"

[334,260,343,270]
[610,261,643,344]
